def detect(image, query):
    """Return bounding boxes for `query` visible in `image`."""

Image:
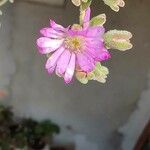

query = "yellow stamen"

[65,36,85,53]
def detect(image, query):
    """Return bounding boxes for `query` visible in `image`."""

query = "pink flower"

[36,8,110,84]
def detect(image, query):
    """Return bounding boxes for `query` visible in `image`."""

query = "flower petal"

[86,26,105,38]
[50,20,66,32]
[37,37,64,53]
[77,53,95,72]
[40,28,65,39]
[64,53,76,84]
[97,48,111,61]
[84,7,91,22]
[38,47,55,54]
[86,38,103,50]
[83,7,91,28]
[45,46,65,69]
[86,46,111,61]
[47,66,55,74]
[56,50,71,76]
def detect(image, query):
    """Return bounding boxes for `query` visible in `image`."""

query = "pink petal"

[86,26,105,38]
[83,7,91,29]
[98,48,111,61]
[85,38,104,59]
[45,46,65,69]
[86,38,103,50]
[84,7,91,22]
[37,37,64,53]
[40,28,65,39]
[84,52,95,65]
[38,47,55,54]
[47,66,55,74]
[77,53,95,72]
[56,50,71,76]
[64,53,76,84]
[86,46,111,61]
[50,20,66,31]
[86,47,100,60]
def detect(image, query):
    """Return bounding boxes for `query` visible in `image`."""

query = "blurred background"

[0,0,150,149]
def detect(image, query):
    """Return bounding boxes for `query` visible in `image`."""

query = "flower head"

[36,8,111,84]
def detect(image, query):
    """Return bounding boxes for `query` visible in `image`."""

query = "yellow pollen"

[65,36,84,53]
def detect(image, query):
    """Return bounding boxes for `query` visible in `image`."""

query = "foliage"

[0,105,60,149]
[104,30,133,51]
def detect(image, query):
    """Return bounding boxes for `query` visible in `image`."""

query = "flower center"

[65,36,85,53]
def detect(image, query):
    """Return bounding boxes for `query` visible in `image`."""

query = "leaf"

[71,0,81,6]
[76,63,109,84]
[103,0,125,12]
[104,30,133,51]
[90,14,106,26]
[76,72,88,84]
[93,63,109,83]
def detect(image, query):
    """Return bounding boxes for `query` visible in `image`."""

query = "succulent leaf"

[90,14,106,26]
[104,30,133,51]
[103,0,125,12]
[71,0,81,6]
[76,63,109,84]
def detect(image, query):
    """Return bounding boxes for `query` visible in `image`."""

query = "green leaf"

[76,72,88,84]
[90,14,106,26]
[71,0,81,6]
[103,0,125,12]
[76,63,109,84]
[93,63,109,83]
[104,30,133,51]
